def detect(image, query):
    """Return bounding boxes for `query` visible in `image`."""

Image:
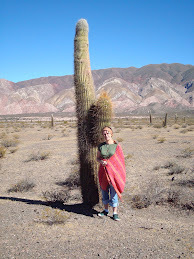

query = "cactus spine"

[88,92,113,146]
[74,19,99,206]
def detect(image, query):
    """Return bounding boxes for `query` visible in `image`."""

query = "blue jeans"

[101,185,119,207]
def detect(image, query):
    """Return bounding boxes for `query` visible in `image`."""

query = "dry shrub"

[174,124,180,129]
[7,179,35,193]
[187,126,194,131]
[61,128,66,134]
[70,156,79,166]
[62,132,70,137]
[47,134,54,140]
[117,137,123,142]
[0,132,7,139]
[168,165,185,175]
[1,138,19,148]
[0,146,6,158]
[179,147,194,158]
[159,161,185,175]
[180,129,188,134]
[153,124,162,128]
[176,179,194,188]
[13,134,20,139]
[130,180,165,209]
[181,124,187,128]
[37,208,69,225]
[42,134,54,140]
[165,189,194,211]
[153,165,161,171]
[135,125,143,129]
[26,151,50,162]
[129,126,135,130]
[115,128,121,133]
[129,178,194,211]
[62,170,80,189]
[162,161,176,169]
[125,153,133,160]
[9,148,18,154]
[131,194,151,209]
[157,137,166,143]
[42,190,70,203]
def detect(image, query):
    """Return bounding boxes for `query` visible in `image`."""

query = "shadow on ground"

[0,196,98,217]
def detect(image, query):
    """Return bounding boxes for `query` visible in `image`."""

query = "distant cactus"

[51,114,54,127]
[175,114,178,123]
[163,113,168,127]
[74,19,99,206]
[149,111,152,125]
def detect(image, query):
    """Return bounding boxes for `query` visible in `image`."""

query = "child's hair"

[102,126,113,135]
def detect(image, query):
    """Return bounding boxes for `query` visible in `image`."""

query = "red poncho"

[98,144,126,200]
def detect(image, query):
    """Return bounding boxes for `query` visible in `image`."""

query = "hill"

[0,63,193,115]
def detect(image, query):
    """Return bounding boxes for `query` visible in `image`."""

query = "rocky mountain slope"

[0,63,193,115]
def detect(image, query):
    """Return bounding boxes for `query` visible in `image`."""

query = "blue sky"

[1,0,194,83]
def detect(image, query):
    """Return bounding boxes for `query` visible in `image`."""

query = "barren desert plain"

[0,115,193,259]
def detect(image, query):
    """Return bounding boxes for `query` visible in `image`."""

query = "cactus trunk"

[74,19,99,206]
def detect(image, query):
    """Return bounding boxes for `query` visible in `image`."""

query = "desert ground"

[0,115,193,259]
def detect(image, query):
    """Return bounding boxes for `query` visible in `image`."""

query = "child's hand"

[101,160,107,166]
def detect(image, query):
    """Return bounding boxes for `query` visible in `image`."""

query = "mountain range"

[0,63,194,116]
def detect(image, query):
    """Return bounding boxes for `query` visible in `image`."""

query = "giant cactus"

[74,19,112,206]
[74,19,98,206]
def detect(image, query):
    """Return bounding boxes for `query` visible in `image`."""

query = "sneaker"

[98,210,108,217]
[113,214,120,221]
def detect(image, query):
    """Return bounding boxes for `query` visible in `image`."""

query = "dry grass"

[157,137,166,143]
[42,190,70,203]
[7,179,35,193]
[116,137,123,142]
[1,138,19,148]
[180,129,188,134]
[37,207,70,225]
[179,147,194,158]
[130,180,193,211]
[26,151,50,162]
[125,153,133,160]
[0,146,6,158]
[57,169,80,189]
[168,165,185,175]
[162,161,176,169]
[153,124,162,129]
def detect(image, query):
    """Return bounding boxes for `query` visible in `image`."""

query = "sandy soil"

[0,119,193,259]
